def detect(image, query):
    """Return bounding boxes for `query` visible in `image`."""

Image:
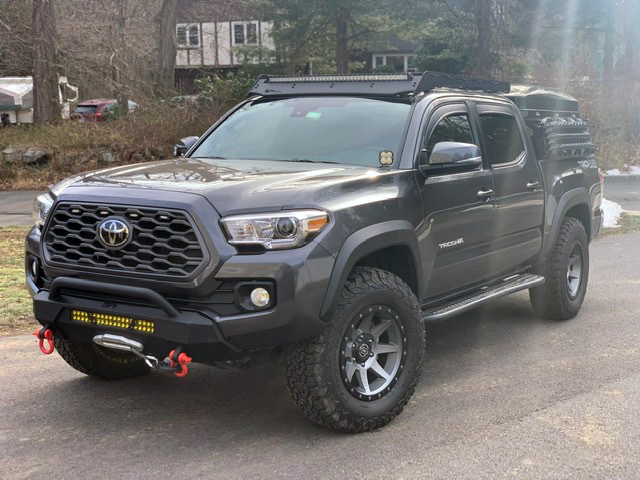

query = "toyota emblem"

[97,218,131,248]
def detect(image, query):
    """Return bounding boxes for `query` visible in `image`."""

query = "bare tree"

[335,12,349,74]
[471,0,492,77]
[114,0,129,113]
[32,0,61,123]
[0,0,33,76]
[154,0,178,96]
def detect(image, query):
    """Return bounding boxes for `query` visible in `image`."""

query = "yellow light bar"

[71,310,155,334]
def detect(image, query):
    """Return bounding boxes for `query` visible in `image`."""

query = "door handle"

[526,180,541,192]
[477,188,494,201]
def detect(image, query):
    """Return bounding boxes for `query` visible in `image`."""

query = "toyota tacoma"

[26,72,603,432]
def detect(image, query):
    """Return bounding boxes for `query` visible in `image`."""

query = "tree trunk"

[620,0,639,79]
[115,0,129,114]
[336,13,349,74]
[472,0,492,77]
[603,5,615,83]
[32,0,60,124]
[154,0,178,96]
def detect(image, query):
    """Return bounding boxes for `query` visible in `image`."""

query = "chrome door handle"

[477,188,494,201]
[526,180,541,192]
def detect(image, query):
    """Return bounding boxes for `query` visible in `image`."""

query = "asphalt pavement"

[0,190,40,227]
[1,232,639,479]
[604,176,640,211]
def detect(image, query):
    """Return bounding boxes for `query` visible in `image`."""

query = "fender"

[319,220,422,320]
[540,186,590,260]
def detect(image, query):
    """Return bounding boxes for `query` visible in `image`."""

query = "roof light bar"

[267,74,412,83]
[247,71,511,98]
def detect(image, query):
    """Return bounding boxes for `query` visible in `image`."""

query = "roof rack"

[247,71,511,98]
[415,71,510,95]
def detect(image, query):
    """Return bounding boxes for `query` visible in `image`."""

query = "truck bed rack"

[248,71,511,98]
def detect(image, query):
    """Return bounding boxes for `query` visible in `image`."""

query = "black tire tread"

[285,267,425,433]
[54,337,149,380]
[530,217,588,320]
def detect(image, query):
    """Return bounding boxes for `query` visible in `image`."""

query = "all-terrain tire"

[285,267,425,433]
[54,337,150,380]
[530,217,589,320]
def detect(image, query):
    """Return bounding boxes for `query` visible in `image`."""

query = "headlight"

[32,175,83,229]
[220,210,329,250]
[33,193,54,229]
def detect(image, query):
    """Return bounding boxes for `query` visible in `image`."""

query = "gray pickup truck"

[27,72,603,432]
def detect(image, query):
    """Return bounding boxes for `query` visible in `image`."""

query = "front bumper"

[26,220,335,362]
[31,285,243,361]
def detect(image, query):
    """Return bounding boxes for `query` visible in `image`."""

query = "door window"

[423,113,475,163]
[478,114,524,166]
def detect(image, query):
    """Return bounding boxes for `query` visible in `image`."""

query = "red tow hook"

[33,327,54,355]
[169,349,192,378]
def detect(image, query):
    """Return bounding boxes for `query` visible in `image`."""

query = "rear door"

[417,102,497,299]
[474,102,544,274]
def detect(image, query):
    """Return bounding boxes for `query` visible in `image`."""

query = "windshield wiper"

[289,158,340,164]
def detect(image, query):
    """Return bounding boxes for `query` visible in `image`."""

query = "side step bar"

[422,273,545,322]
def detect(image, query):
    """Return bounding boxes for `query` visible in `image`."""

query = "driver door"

[417,102,497,300]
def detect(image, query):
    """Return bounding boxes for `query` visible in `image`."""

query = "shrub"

[194,72,256,105]
[569,79,640,171]
[0,101,224,189]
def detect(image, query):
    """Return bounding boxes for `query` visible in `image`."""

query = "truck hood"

[64,157,388,216]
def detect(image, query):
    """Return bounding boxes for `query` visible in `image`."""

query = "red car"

[71,99,139,122]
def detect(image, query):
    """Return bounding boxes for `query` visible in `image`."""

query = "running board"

[421,273,545,322]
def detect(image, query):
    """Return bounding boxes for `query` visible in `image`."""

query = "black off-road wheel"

[285,267,425,433]
[54,337,150,380]
[530,217,589,320]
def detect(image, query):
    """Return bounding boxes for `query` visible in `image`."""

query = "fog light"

[31,259,38,277]
[250,288,270,307]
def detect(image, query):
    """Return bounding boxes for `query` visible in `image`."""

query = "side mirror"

[173,136,199,157]
[420,141,482,174]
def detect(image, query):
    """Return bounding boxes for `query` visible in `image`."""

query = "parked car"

[27,72,603,433]
[70,99,139,122]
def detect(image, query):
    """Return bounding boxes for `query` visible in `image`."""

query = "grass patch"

[0,226,37,335]
[599,213,640,237]
[0,102,224,190]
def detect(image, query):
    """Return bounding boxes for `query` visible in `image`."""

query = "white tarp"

[0,76,77,123]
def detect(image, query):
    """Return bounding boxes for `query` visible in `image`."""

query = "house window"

[176,23,200,48]
[372,53,416,73]
[232,21,259,46]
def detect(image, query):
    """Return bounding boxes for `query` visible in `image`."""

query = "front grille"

[43,202,207,279]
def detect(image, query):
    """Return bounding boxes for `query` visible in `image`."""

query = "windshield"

[74,105,98,114]
[191,96,411,167]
